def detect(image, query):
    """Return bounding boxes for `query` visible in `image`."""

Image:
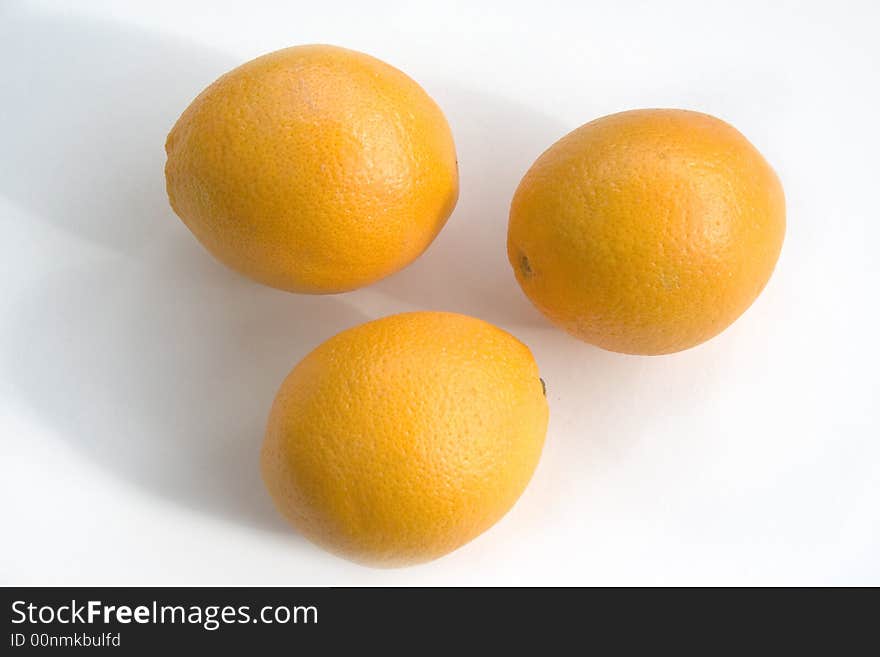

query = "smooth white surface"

[2,0,878,586]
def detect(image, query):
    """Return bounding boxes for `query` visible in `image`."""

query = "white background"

[2,0,878,586]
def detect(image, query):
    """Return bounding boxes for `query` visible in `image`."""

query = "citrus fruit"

[261,311,548,567]
[508,109,785,355]
[165,45,458,293]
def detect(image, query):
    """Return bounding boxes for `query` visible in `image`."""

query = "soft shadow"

[374,85,567,328]
[0,3,229,253]
[3,249,367,533]
[0,5,369,534]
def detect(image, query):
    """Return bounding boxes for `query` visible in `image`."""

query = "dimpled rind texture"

[508,109,786,355]
[261,312,549,567]
[165,45,459,294]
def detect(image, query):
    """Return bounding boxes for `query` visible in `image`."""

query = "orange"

[261,312,548,567]
[165,45,458,293]
[508,109,785,355]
